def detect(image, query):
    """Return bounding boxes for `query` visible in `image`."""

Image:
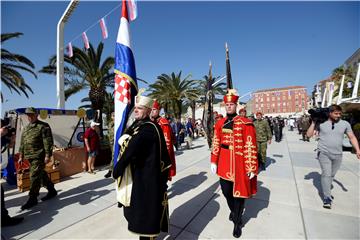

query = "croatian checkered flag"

[113,0,138,168]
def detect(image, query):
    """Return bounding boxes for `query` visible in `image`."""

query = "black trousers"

[220,179,245,224]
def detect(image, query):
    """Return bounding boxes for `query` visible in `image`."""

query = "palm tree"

[184,76,226,122]
[199,74,227,104]
[40,42,114,134]
[331,65,356,99]
[1,32,36,101]
[148,71,199,120]
[79,91,114,124]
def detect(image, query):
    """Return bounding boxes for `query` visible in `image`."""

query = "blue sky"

[1,1,359,116]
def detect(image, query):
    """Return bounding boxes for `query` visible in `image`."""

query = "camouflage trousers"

[29,158,54,198]
[257,141,268,164]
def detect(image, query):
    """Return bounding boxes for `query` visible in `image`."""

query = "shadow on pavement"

[164,181,219,240]
[304,171,348,200]
[304,171,322,199]
[265,157,276,168]
[242,180,270,226]
[258,157,276,173]
[174,150,184,156]
[333,178,348,192]
[2,177,114,239]
[190,145,205,150]
[168,172,207,199]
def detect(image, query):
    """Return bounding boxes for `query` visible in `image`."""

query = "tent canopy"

[7,108,85,152]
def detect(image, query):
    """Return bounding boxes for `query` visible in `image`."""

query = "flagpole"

[56,0,79,109]
[204,61,214,148]
[212,75,226,86]
[351,62,360,99]
[225,42,233,90]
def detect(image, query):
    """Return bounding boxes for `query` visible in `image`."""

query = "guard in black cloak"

[113,92,171,239]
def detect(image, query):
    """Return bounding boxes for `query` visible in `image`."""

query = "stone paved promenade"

[2,129,359,239]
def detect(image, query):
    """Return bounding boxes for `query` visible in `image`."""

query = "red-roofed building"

[250,86,308,116]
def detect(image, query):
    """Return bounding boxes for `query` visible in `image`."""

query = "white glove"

[210,163,217,174]
[247,172,255,179]
[118,134,130,145]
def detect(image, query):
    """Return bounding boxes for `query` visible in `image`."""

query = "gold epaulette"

[234,116,253,125]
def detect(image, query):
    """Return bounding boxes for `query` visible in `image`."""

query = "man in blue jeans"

[307,104,360,209]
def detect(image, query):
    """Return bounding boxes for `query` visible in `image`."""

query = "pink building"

[251,86,308,115]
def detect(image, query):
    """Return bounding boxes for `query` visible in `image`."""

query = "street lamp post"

[57,0,79,109]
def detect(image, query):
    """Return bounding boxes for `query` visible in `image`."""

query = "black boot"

[229,212,234,222]
[41,188,57,201]
[233,223,242,238]
[21,197,38,210]
[1,215,24,227]
[261,162,266,171]
[104,170,112,178]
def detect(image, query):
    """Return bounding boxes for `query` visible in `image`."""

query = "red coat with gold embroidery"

[211,115,258,198]
[157,117,176,179]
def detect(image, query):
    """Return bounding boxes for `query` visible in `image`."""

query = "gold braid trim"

[160,192,169,232]
[211,130,220,156]
[244,135,257,173]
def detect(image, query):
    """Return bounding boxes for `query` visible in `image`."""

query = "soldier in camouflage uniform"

[299,115,311,142]
[254,112,272,171]
[18,107,57,210]
[104,112,114,178]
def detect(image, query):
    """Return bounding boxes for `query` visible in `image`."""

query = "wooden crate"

[45,166,60,184]
[17,167,60,192]
[17,172,30,192]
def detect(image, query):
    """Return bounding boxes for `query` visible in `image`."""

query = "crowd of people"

[2,93,360,239]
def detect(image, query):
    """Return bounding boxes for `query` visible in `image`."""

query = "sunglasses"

[332,122,335,130]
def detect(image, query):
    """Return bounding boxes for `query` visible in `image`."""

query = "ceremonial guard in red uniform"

[210,89,258,238]
[150,100,176,180]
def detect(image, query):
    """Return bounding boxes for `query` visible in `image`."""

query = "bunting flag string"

[82,32,90,49]
[67,42,73,57]
[64,1,137,54]
[100,18,108,39]
[126,0,138,21]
